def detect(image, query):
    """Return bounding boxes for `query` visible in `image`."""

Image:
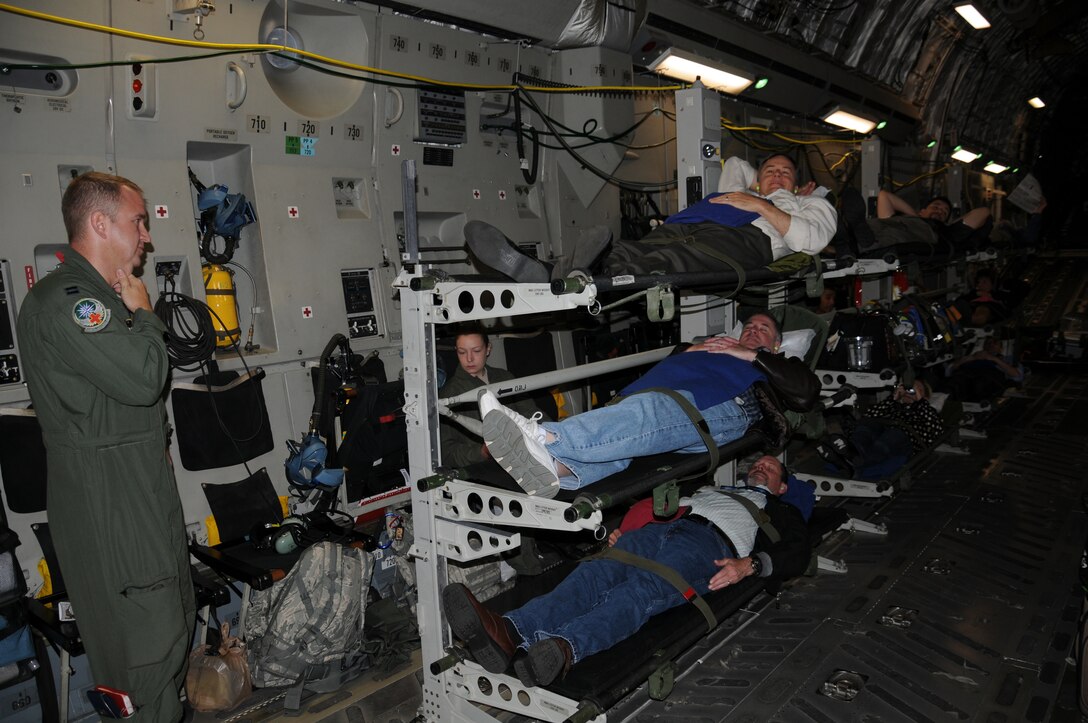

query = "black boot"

[815,437,855,478]
[840,188,877,251]
[464,221,550,283]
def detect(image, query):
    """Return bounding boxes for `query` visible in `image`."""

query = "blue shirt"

[664,193,760,227]
[620,351,766,410]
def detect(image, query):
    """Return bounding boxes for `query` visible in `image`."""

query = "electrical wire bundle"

[154,276,217,370]
[154,273,269,478]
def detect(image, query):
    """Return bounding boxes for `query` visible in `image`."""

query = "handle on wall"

[384,87,404,128]
[226,62,247,110]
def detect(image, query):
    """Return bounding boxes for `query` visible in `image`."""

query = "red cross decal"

[472,189,481,200]
[155,205,168,218]
[391,144,401,156]
[301,306,313,318]
[498,190,507,201]
[288,206,299,218]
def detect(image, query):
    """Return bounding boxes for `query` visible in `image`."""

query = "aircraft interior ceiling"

[650,0,1088,224]
[387,0,1088,226]
[680,2,1079,142]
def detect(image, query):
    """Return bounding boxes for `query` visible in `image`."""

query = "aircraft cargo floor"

[188,370,1087,723]
[603,370,1088,723]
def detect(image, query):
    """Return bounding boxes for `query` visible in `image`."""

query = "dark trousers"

[604,223,773,275]
[849,419,913,479]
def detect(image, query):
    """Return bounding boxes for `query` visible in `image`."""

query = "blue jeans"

[541,390,756,489]
[504,519,729,663]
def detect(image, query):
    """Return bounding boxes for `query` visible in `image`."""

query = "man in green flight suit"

[17,172,194,721]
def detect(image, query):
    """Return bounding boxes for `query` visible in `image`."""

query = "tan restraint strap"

[591,546,717,630]
[609,387,718,482]
[710,489,781,543]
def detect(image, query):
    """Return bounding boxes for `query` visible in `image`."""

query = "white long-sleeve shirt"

[682,485,771,558]
[718,157,837,259]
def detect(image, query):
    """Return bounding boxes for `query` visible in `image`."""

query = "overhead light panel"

[983,161,1007,174]
[822,107,878,134]
[951,146,981,163]
[647,48,754,94]
[1028,96,1045,108]
[954,3,991,29]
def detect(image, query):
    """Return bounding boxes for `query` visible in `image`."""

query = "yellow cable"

[0,3,682,93]
[528,84,684,93]
[771,132,852,146]
[0,3,275,51]
[722,122,777,132]
[828,151,856,171]
[892,164,950,188]
[721,118,859,146]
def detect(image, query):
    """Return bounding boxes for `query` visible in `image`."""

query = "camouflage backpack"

[244,542,374,694]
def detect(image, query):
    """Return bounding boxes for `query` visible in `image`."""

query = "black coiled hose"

[153,279,218,370]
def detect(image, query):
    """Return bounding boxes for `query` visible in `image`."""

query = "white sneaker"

[478,390,546,445]
[483,410,560,498]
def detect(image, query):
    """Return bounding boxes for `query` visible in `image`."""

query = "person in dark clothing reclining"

[946,336,1023,402]
[464,154,836,283]
[956,268,1009,327]
[817,379,945,479]
[844,189,992,253]
[442,455,813,687]
[476,313,820,498]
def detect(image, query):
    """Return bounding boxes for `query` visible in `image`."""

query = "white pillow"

[725,323,816,360]
[780,329,817,360]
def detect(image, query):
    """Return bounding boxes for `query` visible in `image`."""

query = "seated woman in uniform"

[439,323,545,467]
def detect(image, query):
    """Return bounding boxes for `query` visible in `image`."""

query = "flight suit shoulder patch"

[71,297,111,333]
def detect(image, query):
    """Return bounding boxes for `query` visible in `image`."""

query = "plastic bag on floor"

[186,622,252,712]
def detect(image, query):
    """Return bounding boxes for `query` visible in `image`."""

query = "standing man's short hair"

[61,172,145,243]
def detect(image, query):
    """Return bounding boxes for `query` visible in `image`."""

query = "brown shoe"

[513,637,573,687]
[442,583,519,673]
